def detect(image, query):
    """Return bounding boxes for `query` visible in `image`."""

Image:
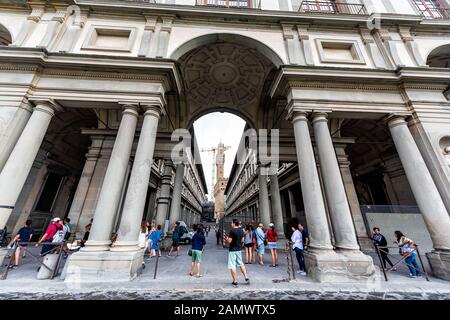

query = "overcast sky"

[193,112,246,199]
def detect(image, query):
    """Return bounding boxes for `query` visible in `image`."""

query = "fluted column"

[169,164,185,226]
[258,167,271,228]
[112,106,162,251]
[290,111,333,250]
[0,101,61,229]
[83,105,138,251]
[155,161,174,227]
[270,174,285,238]
[312,113,360,250]
[388,116,450,250]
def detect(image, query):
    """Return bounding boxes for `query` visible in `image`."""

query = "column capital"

[311,112,329,124]
[118,103,140,117]
[384,113,410,128]
[142,104,163,118]
[19,98,33,113]
[286,108,310,123]
[28,98,63,115]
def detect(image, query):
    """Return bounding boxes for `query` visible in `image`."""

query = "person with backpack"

[168,221,183,257]
[189,226,206,278]
[35,217,64,256]
[6,219,33,269]
[394,230,422,278]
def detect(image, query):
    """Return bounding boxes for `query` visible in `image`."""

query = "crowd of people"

[2,214,424,281]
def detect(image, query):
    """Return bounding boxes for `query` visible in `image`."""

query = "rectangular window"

[34,172,64,212]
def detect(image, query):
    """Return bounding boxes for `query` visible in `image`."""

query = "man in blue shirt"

[190,226,206,277]
[7,219,33,269]
[168,221,182,257]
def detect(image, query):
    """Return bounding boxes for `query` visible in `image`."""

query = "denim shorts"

[192,249,202,263]
[268,242,277,250]
[228,251,244,269]
[257,243,265,254]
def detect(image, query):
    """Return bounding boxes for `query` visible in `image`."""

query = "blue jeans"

[405,252,421,276]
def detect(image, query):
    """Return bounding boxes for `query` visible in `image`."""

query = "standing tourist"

[80,218,93,247]
[244,224,254,264]
[150,225,163,257]
[190,226,206,278]
[168,221,182,257]
[216,228,222,245]
[395,231,422,278]
[291,225,306,275]
[35,217,63,256]
[226,219,250,287]
[298,223,309,250]
[371,227,395,270]
[266,223,278,267]
[6,219,33,269]
[255,223,266,265]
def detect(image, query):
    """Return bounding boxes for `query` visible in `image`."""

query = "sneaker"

[269,265,276,268]
[245,278,250,285]
[232,282,238,287]
[296,271,306,276]
[409,274,417,278]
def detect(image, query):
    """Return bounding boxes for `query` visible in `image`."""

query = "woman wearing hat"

[266,223,278,267]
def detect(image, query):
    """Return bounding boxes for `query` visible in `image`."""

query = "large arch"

[170,33,284,68]
[427,43,450,67]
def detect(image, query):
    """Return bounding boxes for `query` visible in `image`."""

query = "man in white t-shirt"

[290,225,306,275]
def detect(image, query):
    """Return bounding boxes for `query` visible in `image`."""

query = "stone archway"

[427,43,450,67]
[173,34,281,130]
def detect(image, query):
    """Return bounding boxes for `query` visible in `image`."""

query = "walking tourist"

[147,223,156,254]
[190,226,206,278]
[216,229,222,245]
[62,218,72,257]
[255,223,266,265]
[266,223,278,267]
[244,224,254,264]
[150,224,163,257]
[371,227,395,270]
[226,219,250,287]
[291,225,306,275]
[6,219,33,269]
[395,231,422,278]
[35,217,64,256]
[168,221,182,257]
[205,226,209,237]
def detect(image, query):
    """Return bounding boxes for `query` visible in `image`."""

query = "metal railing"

[360,205,421,214]
[1,241,65,280]
[299,1,368,15]
[415,5,450,19]
[374,244,429,281]
[196,0,260,9]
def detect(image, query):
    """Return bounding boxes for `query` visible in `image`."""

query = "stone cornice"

[0,47,182,94]
[270,66,450,98]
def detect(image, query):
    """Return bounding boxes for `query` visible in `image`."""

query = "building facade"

[0,0,449,282]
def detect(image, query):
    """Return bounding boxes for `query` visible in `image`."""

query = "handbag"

[188,249,192,256]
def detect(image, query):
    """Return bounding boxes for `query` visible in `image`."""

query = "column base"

[82,240,112,252]
[0,248,8,267]
[427,250,450,281]
[64,250,144,283]
[304,249,378,283]
[358,236,375,253]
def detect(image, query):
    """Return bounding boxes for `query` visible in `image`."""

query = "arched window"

[427,44,450,67]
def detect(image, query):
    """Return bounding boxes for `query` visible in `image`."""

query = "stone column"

[388,116,450,251]
[270,174,285,239]
[83,105,138,252]
[155,161,173,228]
[0,101,60,229]
[169,164,185,226]
[287,188,297,219]
[290,111,333,251]
[258,168,271,228]
[112,106,161,251]
[0,101,33,171]
[66,136,103,237]
[312,113,360,251]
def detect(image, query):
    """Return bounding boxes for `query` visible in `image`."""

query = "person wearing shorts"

[255,224,266,265]
[244,225,254,264]
[266,223,278,267]
[190,226,206,277]
[6,219,33,269]
[226,219,250,287]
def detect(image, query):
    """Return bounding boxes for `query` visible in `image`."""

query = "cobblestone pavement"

[1,233,449,300]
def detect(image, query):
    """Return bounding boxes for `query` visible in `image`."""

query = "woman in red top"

[266,223,278,267]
